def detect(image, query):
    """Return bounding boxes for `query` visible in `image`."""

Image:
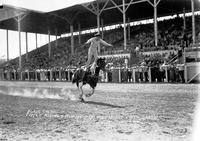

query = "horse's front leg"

[85,87,95,97]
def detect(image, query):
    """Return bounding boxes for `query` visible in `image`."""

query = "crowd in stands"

[0,15,200,72]
[106,57,128,68]
[129,17,192,51]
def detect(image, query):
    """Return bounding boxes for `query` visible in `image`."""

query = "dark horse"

[72,58,106,101]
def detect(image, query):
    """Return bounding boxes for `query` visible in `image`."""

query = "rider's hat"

[94,32,101,37]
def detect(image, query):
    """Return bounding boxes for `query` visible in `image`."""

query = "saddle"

[81,63,96,74]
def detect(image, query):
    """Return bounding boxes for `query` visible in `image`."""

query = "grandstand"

[0,0,200,83]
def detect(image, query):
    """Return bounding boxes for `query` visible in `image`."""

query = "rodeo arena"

[0,0,200,140]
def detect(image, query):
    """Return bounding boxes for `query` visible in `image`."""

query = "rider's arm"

[85,38,93,45]
[100,39,112,47]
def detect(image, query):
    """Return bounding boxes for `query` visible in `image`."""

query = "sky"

[3,0,94,12]
[0,0,94,60]
[1,0,200,60]
[0,30,57,60]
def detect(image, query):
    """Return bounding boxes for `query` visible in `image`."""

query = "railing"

[0,65,186,83]
[184,46,200,83]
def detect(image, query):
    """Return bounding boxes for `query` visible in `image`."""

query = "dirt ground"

[0,81,199,141]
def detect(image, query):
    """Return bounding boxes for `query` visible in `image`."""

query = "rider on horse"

[83,32,112,73]
[72,58,106,101]
[72,33,112,101]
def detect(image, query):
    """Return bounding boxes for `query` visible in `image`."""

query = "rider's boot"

[81,66,87,71]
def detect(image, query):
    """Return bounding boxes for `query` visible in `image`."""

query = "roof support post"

[110,0,123,13]
[55,28,58,48]
[99,0,110,14]
[183,8,186,30]
[6,30,9,61]
[122,0,127,50]
[97,13,100,34]
[99,0,149,50]
[128,18,131,41]
[78,23,81,45]
[14,13,29,72]
[154,0,158,47]
[109,0,128,50]
[70,24,74,55]
[48,29,51,58]
[82,3,97,15]
[17,17,22,71]
[17,16,23,81]
[125,0,134,11]
[35,33,38,49]
[25,32,28,61]
[97,1,100,33]
[104,0,148,12]
[101,19,104,38]
[191,0,196,44]
[148,0,160,47]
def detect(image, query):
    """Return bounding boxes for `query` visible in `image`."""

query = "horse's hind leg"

[79,83,84,101]
[76,81,79,88]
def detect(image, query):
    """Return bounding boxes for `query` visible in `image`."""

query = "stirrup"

[81,66,87,71]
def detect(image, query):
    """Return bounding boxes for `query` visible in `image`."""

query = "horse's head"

[96,58,106,71]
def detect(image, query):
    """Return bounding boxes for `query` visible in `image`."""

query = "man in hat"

[83,33,112,72]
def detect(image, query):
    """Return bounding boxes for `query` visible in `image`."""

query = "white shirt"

[86,37,112,52]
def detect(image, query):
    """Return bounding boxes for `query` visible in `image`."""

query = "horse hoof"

[85,93,91,97]
[79,97,84,102]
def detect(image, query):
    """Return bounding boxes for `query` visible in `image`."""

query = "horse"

[72,58,106,101]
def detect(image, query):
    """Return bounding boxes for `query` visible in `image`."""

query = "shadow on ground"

[82,100,125,108]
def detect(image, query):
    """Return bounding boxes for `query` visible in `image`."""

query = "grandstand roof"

[0,0,200,35]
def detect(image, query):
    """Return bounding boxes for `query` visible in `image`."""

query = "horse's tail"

[71,71,77,84]
[72,68,85,88]
[72,69,80,88]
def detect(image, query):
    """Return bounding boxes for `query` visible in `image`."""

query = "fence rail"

[0,66,185,83]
